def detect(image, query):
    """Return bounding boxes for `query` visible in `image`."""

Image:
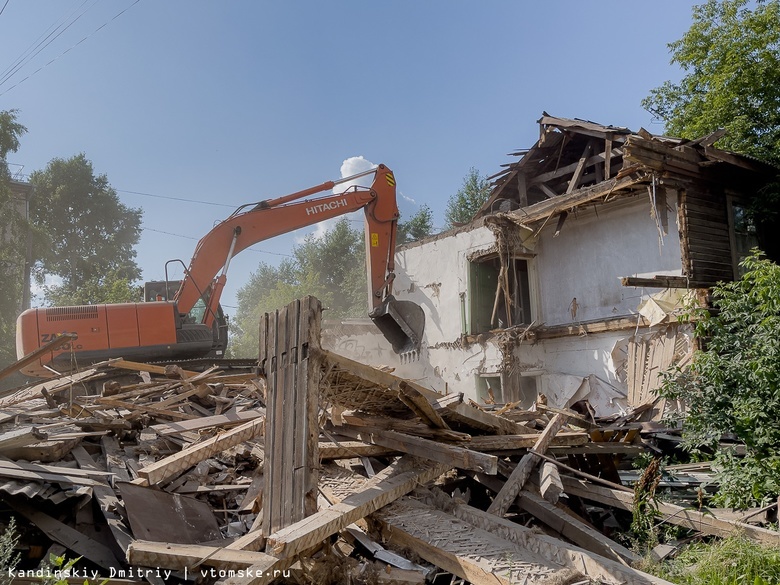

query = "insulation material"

[540,373,628,418]
[636,288,696,327]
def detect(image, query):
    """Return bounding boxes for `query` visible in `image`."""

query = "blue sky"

[0,1,699,313]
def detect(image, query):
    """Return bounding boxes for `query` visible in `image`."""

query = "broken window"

[476,374,502,404]
[468,256,533,333]
[730,201,759,276]
[476,371,539,407]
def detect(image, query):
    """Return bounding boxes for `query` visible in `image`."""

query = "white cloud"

[333,156,376,195]
[399,191,417,206]
[294,156,374,243]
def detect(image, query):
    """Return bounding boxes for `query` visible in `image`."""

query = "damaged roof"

[477,113,779,225]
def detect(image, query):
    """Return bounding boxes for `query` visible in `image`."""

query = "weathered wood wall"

[678,186,735,285]
[259,296,322,537]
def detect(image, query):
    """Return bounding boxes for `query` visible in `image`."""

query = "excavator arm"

[15,164,424,378]
[173,163,423,352]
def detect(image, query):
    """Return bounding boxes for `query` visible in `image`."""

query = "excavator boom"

[16,164,425,377]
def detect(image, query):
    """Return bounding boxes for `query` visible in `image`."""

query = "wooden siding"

[678,187,735,285]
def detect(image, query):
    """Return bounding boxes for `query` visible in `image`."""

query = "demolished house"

[1,115,780,584]
[324,114,779,419]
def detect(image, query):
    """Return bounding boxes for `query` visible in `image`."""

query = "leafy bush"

[660,250,780,508]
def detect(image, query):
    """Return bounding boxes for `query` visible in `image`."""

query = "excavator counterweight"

[16,165,425,377]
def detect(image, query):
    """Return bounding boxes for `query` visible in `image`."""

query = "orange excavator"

[16,164,425,378]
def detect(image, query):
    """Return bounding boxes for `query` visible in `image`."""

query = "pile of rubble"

[0,299,776,585]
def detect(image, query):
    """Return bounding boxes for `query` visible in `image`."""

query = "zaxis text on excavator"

[16,164,425,378]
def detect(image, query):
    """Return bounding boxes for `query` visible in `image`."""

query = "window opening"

[468,256,531,334]
[731,202,759,276]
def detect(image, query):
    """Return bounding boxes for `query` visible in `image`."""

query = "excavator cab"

[370,295,426,354]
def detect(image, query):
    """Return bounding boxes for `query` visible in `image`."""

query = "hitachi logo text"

[306,198,348,215]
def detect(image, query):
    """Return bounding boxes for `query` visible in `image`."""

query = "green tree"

[397,204,434,244]
[0,110,28,367]
[643,0,780,164]
[43,269,141,306]
[444,167,492,228]
[660,251,780,508]
[29,154,142,305]
[229,218,366,357]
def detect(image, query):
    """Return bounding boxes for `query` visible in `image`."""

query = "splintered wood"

[0,295,710,585]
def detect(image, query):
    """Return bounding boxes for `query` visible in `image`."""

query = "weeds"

[0,518,20,585]
[644,536,780,585]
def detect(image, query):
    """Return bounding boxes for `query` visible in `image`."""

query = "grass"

[641,535,780,585]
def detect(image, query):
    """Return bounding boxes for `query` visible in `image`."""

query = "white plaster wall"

[325,192,687,410]
[535,192,683,325]
[321,321,504,397]
[391,225,496,344]
[323,223,506,400]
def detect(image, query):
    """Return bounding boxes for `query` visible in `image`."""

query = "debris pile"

[0,298,776,585]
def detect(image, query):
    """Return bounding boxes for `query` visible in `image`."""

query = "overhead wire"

[117,188,236,209]
[0,0,142,97]
[141,226,294,258]
[0,0,98,88]
[0,0,10,18]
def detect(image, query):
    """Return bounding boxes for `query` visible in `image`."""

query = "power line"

[141,226,294,258]
[0,0,142,97]
[0,0,11,18]
[0,0,98,88]
[118,188,237,208]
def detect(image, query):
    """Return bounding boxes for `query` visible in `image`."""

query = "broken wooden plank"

[150,409,264,436]
[107,359,200,378]
[375,497,575,585]
[318,439,396,460]
[338,425,497,474]
[432,393,524,435]
[0,464,101,486]
[620,275,696,288]
[561,476,780,545]
[463,431,588,452]
[0,426,47,452]
[434,492,674,585]
[96,398,198,421]
[216,460,448,585]
[0,458,113,482]
[473,471,639,566]
[518,491,641,565]
[538,462,564,504]
[127,540,280,572]
[0,333,77,386]
[247,457,448,556]
[135,417,265,486]
[487,413,567,515]
[397,381,450,430]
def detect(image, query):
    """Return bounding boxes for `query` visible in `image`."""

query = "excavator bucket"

[370,295,426,354]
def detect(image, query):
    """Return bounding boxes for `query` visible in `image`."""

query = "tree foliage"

[229,218,366,357]
[444,167,492,228]
[397,204,434,244]
[29,154,142,305]
[660,251,780,508]
[643,0,780,164]
[0,110,28,367]
[43,269,142,306]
